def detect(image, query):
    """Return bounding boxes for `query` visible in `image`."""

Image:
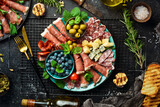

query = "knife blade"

[72,0,102,18]
[22,26,33,57]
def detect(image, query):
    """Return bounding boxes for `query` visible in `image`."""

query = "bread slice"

[143,91,160,107]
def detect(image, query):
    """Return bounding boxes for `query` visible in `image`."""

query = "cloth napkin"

[82,73,145,107]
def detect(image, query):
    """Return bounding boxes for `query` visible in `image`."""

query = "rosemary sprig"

[120,9,145,69]
[37,0,63,14]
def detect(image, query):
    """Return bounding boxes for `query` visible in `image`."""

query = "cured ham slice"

[80,74,89,88]
[47,24,67,43]
[73,54,85,75]
[53,18,75,41]
[103,32,111,39]
[41,29,62,48]
[0,5,22,25]
[0,12,10,33]
[3,0,29,14]
[101,61,112,67]
[90,69,101,85]
[0,30,3,37]
[93,63,109,77]
[98,49,112,64]
[80,52,94,71]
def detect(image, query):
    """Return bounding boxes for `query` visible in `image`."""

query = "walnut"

[113,73,128,88]
[32,3,45,16]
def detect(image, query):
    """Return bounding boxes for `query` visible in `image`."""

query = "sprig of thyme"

[120,9,145,69]
[37,0,63,14]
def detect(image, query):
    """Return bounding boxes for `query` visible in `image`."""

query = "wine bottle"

[21,96,80,107]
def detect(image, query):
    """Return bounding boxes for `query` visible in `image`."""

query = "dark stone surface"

[0,0,160,107]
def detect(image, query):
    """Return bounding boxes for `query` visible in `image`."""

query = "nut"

[32,3,45,16]
[113,73,128,88]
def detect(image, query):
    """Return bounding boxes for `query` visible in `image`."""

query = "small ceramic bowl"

[45,50,74,79]
[0,72,10,96]
[65,17,86,39]
[131,2,152,23]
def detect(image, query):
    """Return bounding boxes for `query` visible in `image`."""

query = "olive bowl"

[65,17,87,40]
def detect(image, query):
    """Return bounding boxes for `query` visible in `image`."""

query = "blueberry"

[50,69,55,74]
[65,70,70,75]
[63,67,66,71]
[65,58,69,61]
[64,55,68,58]
[48,59,52,63]
[54,53,58,56]
[55,72,58,75]
[52,56,56,60]
[57,58,60,61]
[60,64,64,68]
[47,67,51,71]
[61,62,65,66]
[68,60,73,65]
[62,73,66,77]
[46,63,50,67]
[51,67,55,71]
[65,62,69,66]
[50,56,54,59]
[60,52,64,55]
[61,57,65,61]
[58,60,62,64]
[68,65,72,70]
[58,54,62,57]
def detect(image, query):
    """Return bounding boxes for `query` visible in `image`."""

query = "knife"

[72,0,102,18]
[22,26,33,57]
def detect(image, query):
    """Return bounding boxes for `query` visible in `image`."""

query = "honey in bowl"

[100,0,123,7]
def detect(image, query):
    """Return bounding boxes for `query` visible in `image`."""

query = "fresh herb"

[11,9,20,19]
[0,9,7,15]
[16,0,24,4]
[120,9,145,69]
[70,7,80,17]
[42,71,50,79]
[71,47,82,54]
[37,0,63,14]
[84,71,93,82]
[0,22,2,30]
[37,61,45,69]
[55,79,65,89]
[74,16,81,24]
[63,10,72,22]
[0,54,3,63]
[106,46,116,50]
[81,11,88,20]
[60,43,70,55]
[56,65,64,73]
[51,60,57,67]
[10,23,17,35]
[69,20,75,26]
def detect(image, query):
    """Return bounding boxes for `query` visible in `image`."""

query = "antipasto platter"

[37,7,116,92]
[0,0,31,41]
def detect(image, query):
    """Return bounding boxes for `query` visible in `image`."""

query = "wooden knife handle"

[72,0,85,6]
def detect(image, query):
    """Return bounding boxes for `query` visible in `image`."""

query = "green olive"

[78,29,83,34]
[66,24,71,30]
[69,45,73,51]
[72,43,77,47]
[67,40,72,45]
[73,25,79,30]
[80,24,86,30]
[75,33,81,38]
[69,29,76,35]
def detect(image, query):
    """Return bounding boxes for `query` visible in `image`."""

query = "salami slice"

[104,57,115,62]
[101,61,112,67]
[94,19,100,31]
[75,80,81,89]
[92,31,100,40]
[103,32,111,39]
[108,51,114,58]
[67,81,75,89]
[99,25,106,32]
[98,49,112,64]
[90,69,101,85]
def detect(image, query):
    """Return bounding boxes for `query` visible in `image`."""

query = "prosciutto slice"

[80,74,89,88]
[0,5,22,25]
[73,54,85,75]
[0,12,10,33]
[47,24,67,43]
[93,63,109,77]
[98,49,112,64]
[3,0,29,14]
[41,29,62,48]
[80,52,94,71]
[90,69,101,85]
[101,61,112,67]
[0,29,3,37]
[53,18,75,41]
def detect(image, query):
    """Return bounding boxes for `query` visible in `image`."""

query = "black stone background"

[0,0,160,107]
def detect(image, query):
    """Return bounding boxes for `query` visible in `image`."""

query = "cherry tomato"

[70,73,79,81]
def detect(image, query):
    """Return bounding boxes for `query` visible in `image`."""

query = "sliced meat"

[92,31,99,40]
[90,69,101,85]
[103,32,111,39]
[98,49,112,64]
[80,52,94,71]
[41,29,62,48]
[93,63,109,77]
[101,61,112,67]
[73,54,85,75]
[37,54,47,61]
[53,18,75,41]
[0,5,22,25]
[108,51,114,58]
[38,40,54,52]
[67,80,75,89]
[106,65,115,70]
[80,74,89,88]
[94,19,100,31]
[0,12,10,33]
[3,0,29,14]
[75,80,81,89]
[104,57,115,62]
[47,24,67,43]
[0,29,3,37]
[99,24,106,32]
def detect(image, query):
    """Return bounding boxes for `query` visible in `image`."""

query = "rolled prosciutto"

[53,18,75,41]
[0,29,3,37]
[0,5,22,25]
[0,12,10,33]
[47,24,67,43]
[93,63,109,77]
[3,0,29,14]
[41,29,62,48]
[80,74,89,88]
[73,54,85,75]
[80,52,94,71]
[90,69,101,85]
